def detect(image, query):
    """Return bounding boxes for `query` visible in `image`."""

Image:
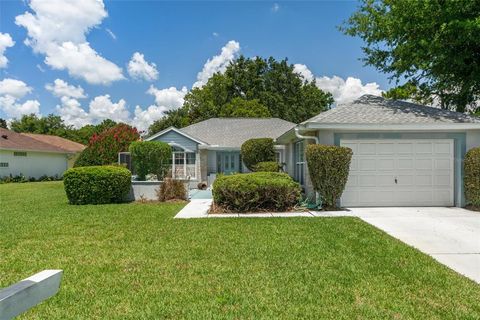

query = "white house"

[0,128,85,179]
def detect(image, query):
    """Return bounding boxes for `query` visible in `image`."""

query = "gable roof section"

[180,118,296,148]
[0,128,79,153]
[145,127,207,145]
[22,133,85,153]
[303,95,480,128]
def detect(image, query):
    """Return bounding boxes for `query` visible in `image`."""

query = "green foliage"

[129,141,172,180]
[0,174,61,184]
[63,165,131,205]
[382,81,434,106]
[341,0,480,112]
[241,138,276,171]
[306,144,353,209]
[148,56,333,134]
[156,178,187,201]
[253,161,280,172]
[464,147,480,207]
[219,98,271,118]
[74,123,139,167]
[0,118,7,129]
[212,172,301,212]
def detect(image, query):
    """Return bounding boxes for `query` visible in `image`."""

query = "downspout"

[294,127,321,207]
[294,127,319,144]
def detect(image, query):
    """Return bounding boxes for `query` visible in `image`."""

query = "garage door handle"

[395,178,398,184]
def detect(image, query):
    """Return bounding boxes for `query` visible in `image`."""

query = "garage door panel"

[340,139,454,207]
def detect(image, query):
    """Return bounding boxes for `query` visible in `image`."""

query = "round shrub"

[464,147,480,207]
[63,166,131,205]
[129,141,172,181]
[241,138,276,171]
[253,161,280,172]
[213,172,301,212]
[306,144,353,209]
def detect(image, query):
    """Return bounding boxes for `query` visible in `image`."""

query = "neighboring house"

[0,128,85,179]
[278,95,480,208]
[134,118,296,185]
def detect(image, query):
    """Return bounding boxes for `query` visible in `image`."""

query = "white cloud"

[88,94,130,123]
[0,78,32,99]
[56,96,90,128]
[0,33,15,68]
[132,104,167,132]
[193,40,240,88]
[127,52,159,81]
[147,85,188,108]
[106,28,116,40]
[0,79,39,119]
[293,64,314,82]
[45,79,86,99]
[316,76,383,105]
[213,32,219,37]
[15,0,124,85]
[272,3,280,12]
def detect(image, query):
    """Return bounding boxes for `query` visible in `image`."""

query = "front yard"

[1,182,479,319]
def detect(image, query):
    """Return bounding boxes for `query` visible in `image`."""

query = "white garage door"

[340,139,454,207]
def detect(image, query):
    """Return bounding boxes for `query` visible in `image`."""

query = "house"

[0,128,85,179]
[278,95,480,207]
[140,118,296,185]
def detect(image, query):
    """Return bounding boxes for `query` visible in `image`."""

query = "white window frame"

[294,141,305,185]
[171,146,197,180]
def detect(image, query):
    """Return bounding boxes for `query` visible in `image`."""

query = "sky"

[0,0,390,131]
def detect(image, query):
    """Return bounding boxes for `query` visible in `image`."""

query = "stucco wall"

[0,150,68,179]
[466,130,480,151]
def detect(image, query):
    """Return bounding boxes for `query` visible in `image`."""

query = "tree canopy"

[341,0,480,113]
[148,56,334,135]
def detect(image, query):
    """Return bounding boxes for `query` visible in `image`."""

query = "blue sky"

[0,0,391,130]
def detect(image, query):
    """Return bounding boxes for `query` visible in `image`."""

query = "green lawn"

[1,182,479,319]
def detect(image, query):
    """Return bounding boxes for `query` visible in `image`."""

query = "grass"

[1,182,479,319]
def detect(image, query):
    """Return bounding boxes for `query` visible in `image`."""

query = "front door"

[217,152,240,175]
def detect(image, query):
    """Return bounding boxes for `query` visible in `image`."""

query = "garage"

[340,139,454,207]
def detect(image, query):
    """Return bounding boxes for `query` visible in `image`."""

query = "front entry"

[340,139,455,207]
[217,152,241,175]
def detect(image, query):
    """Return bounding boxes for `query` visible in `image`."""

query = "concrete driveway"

[350,207,480,284]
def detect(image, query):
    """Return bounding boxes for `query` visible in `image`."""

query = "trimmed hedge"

[464,147,480,207]
[241,138,276,171]
[254,161,280,172]
[213,172,301,212]
[129,141,172,180]
[63,166,131,205]
[306,144,352,209]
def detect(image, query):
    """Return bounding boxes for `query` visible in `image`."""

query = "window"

[14,151,27,157]
[172,146,196,179]
[294,141,305,185]
[0,162,8,168]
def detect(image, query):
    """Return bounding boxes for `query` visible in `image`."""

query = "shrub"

[129,141,172,181]
[306,144,353,209]
[241,138,276,171]
[74,123,139,167]
[464,147,480,207]
[63,165,131,205]
[212,172,301,212]
[157,178,187,201]
[253,161,280,172]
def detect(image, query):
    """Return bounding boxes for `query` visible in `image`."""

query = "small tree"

[74,123,139,167]
[241,138,276,171]
[306,144,352,209]
[129,141,172,181]
[464,147,480,208]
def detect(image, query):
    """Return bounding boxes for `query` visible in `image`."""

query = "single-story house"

[278,95,480,207]
[0,128,85,179]
[129,118,296,186]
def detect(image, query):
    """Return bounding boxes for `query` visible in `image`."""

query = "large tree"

[148,56,333,135]
[341,0,480,113]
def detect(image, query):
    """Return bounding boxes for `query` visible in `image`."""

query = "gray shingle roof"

[304,95,480,125]
[179,118,296,147]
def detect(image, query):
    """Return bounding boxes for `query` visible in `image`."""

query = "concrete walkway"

[175,202,480,283]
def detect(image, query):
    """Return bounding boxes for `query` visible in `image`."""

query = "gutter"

[294,127,318,144]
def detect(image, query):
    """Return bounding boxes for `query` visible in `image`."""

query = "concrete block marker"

[0,270,63,320]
